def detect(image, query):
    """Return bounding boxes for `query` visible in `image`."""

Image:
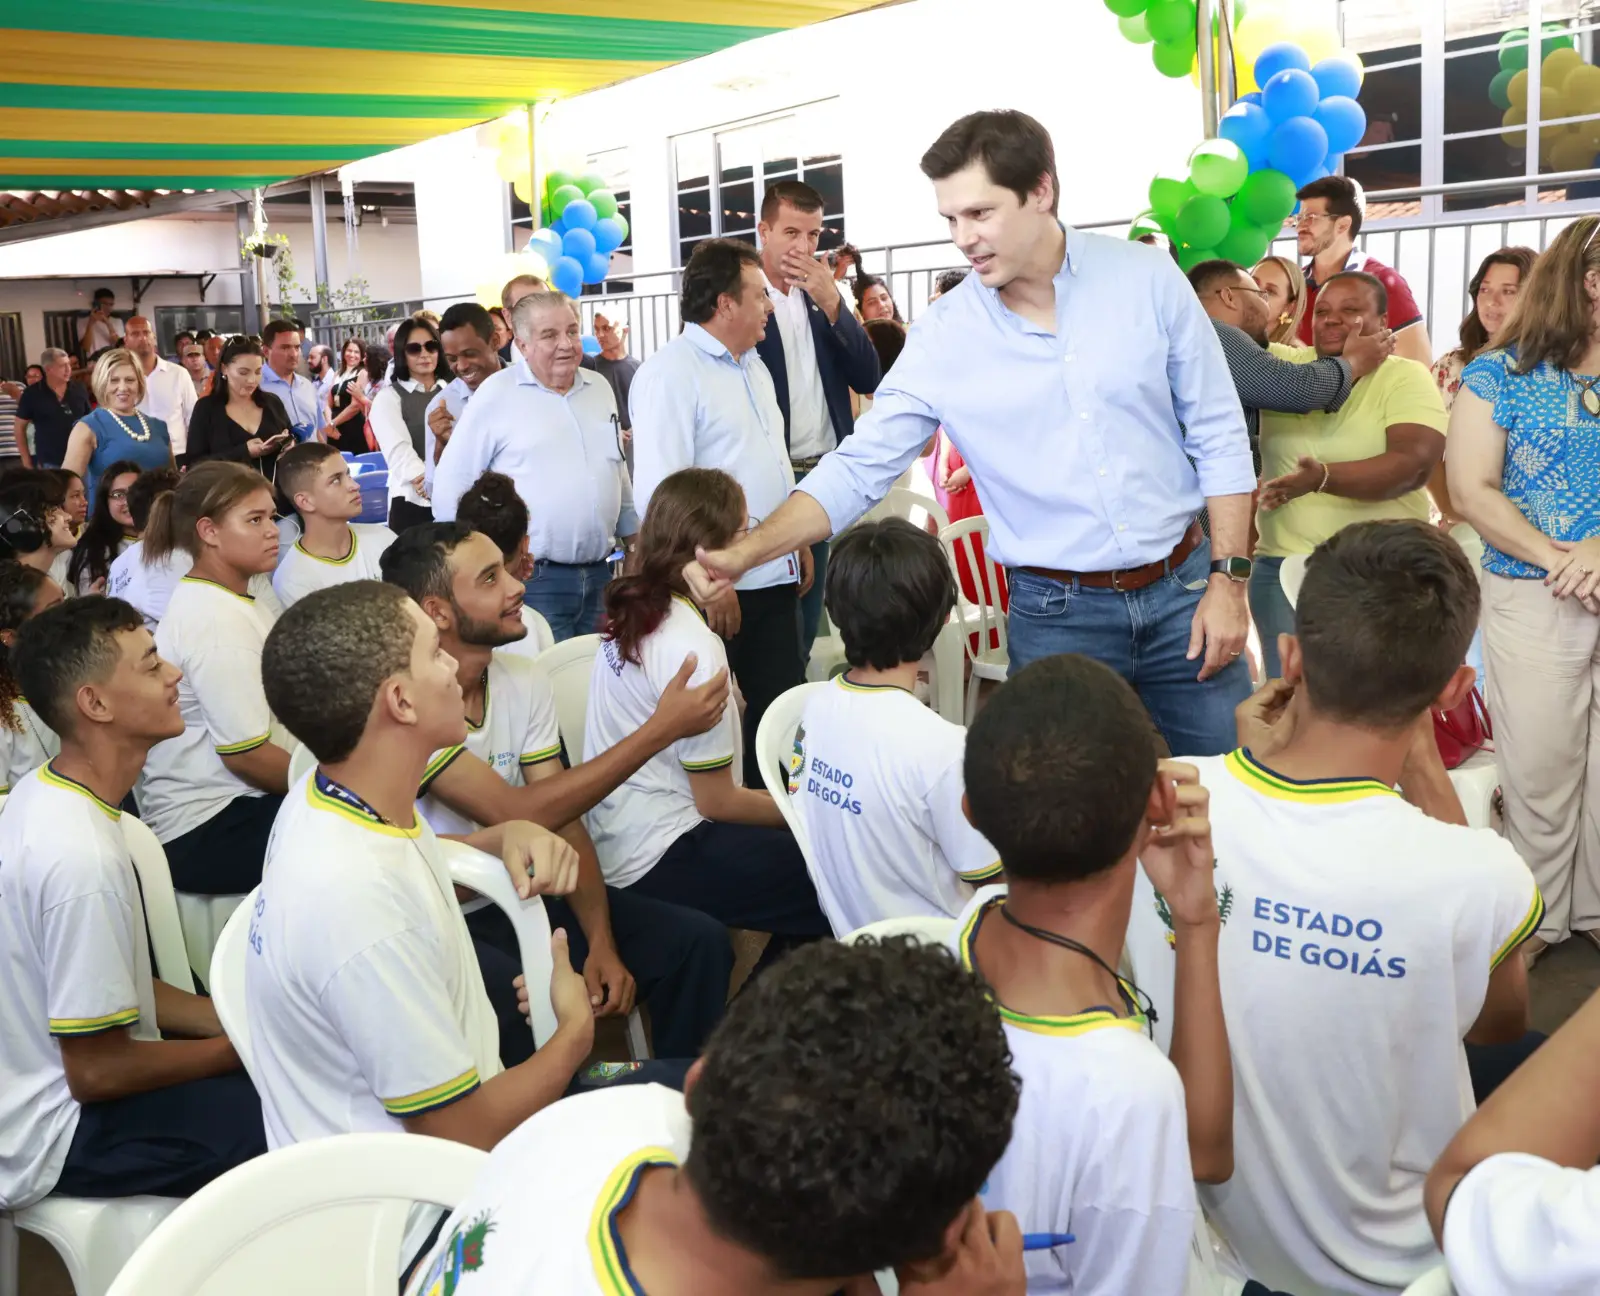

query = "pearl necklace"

[109,409,153,443]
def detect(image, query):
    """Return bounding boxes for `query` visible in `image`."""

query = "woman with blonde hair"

[1253,254,1308,345]
[136,460,288,897]
[62,347,175,505]
[1450,215,1600,966]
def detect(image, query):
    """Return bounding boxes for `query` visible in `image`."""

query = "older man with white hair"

[431,291,637,641]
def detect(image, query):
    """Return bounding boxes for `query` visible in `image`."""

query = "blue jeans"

[1248,556,1295,680]
[524,559,612,642]
[1006,537,1251,758]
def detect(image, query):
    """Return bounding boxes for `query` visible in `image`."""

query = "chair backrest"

[939,516,1008,662]
[123,813,196,993]
[1279,553,1310,610]
[438,839,558,1046]
[104,1133,486,1296]
[210,891,256,1075]
[519,605,555,658]
[534,633,602,761]
[861,487,951,534]
[1399,1265,1455,1296]
[288,744,315,788]
[840,915,956,945]
[753,683,839,931]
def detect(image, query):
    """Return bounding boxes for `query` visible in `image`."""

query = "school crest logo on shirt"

[417,1211,494,1296]
[786,723,806,795]
[1154,884,1233,948]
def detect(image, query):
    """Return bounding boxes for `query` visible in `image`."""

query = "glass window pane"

[763,160,797,187]
[818,218,847,252]
[678,190,711,241]
[1358,62,1423,144]
[1443,133,1528,210]
[1445,43,1514,135]
[806,164,844,216]
[719,163,753,184]
[1346,144,1421,197]
[1538,112,1600,176]
[721,180,755,235]
[674,132,713,190]
[680,238,707,267]
[1344,0,1421,55]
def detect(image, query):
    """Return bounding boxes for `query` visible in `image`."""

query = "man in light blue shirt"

[258,320,321,443]
[686,111,1257,756]
[631,238,813,786]
[424,302,505,498]
[431,293,636,641]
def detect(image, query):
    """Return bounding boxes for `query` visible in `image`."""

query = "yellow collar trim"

[588,1146,678,1296]
[39,761,121,820]
[1226,748,1398,804]
[294,528,358,566]
[305,776,421,838]
[180,574,254,602]
[671,593,707,624]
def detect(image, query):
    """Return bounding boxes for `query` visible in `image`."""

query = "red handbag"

[1434,687,1492,769]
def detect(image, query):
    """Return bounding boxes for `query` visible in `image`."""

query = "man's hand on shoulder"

[1341,318,1395,382]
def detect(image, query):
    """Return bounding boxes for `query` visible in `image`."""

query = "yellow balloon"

[475,280,502,309]
[1541,83,1565,122]
[1550,131,1596,172]
[495,148,529,182]
[1564,63,1600,116]
[1230,14,1284,95]
[1292,26,1342,66]
[1575,116,1600,151]
[1508,68,1529,109]
[1501,105,1528,148]
[512,173,538,203]
[1544,45,1584,90]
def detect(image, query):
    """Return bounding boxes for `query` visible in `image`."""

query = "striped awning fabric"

[0,0,885,191]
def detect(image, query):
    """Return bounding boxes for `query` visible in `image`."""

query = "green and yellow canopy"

[0,0,883,190]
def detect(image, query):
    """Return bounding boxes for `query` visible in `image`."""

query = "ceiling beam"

[0,177,315,247]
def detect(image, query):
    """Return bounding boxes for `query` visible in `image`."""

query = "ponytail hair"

[212,335,264,406]
[143,459,272,566]
[602,468,744,666]
[0,564,55,730]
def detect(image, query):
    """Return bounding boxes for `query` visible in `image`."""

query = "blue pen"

[1022,1232,1075,1251]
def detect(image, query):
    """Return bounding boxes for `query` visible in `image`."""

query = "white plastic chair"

[754,682,838,931]
[210,895,255,1074]
[122,814,195,993]
[939,517,1010,725]
[519,605,555,657]
[841,916,956,946]
[1400,1264,1455,1295]
[288,744,315,787]
[1278,553,1310,610]
[103,1134,486,1296]
[861,487,951,534]
[534,633,602,762]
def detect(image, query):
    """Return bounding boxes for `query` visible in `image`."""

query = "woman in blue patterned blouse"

[1450,216,1600,968]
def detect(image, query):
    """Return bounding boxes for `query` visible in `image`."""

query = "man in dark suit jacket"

[754,180,883,658]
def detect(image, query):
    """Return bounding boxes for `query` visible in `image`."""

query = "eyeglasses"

[107,489,130,501]
[1210,285,1270,301]
[405,340,440,356]
[1294,212,1335,227]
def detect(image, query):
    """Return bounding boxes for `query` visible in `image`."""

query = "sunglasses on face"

[405,340,440,356]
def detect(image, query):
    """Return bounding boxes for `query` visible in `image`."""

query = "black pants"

[725,582,804,787]
[466,885,734,1061]
[388,497,433,533]
[164,793,284,894]
[1466,1030,1546,1105]
[54,1071,266,1198]
[628,820,829,977]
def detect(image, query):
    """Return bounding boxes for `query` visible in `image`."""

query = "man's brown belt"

[1019,521,1204,593]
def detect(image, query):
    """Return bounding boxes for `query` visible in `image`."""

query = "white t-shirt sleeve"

[519,670,563,768]
[186,609,272,754]
[318,930,482,1119]
[656,627,734,773]
[925,753,1002,883]
[41,888,142,1036]
[1444,1152,1600,1296]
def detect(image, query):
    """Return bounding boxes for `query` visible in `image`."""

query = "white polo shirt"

[951,888,1197,1296]
[417,651,563,839]
[138,576,284,843]
[765,275,833,460]
[430,361,638,565]
[246,772,501,1149]
[271,522,396,609]
[0,764,159,1208]
[630,324,799,592]
[110,545,286,632]
[788,676,998,935]
[0,700,58,794]
[1123,749,1545,1296]
[137,355,197,455]
[1443,1153,1600,1295]
[584,596,741,888]
[404,1084,691,1296]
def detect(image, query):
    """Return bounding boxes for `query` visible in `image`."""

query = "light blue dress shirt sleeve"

[429,382,497,522]
[629,348,702,521]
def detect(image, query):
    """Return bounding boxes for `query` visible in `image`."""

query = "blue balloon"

[1262,68,1320,123]
[1254,41,1311,89]
[1219,102,1274,168]
[583,251,612,285]
[561,226,597,262]
[581,335,602,356]
[1312,55,1362,101]
[1267,115,1330,179]
[591,216,625,255]
[529,227,564,260]
[561,198,597,232]
[550,255,584,298]
[1237,91,1263,105]
[1313,95,1367,154]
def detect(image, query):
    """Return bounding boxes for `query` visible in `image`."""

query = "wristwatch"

[1210,556,1253,583]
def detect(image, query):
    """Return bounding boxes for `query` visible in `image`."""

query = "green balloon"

[1235,168,1298,226]
[611,213,629,242]
[1216,211,1272,267]
[1498,29,1529,72]
[1541,23,1577,60]
[1176,195,1230,249]
[1118,11,1154,43]
[1152,37,1195,78]
[544,169,576,197]
[1178,245,1219,273]
[589,189,619,220]
[1487,67,1515,110]
[1128,209,1165,240]
[577,171,609,196]
[1103,0,1146,16]
[1190,139,1249,198]
[1144,0,1195,44]
[1149,174,1196,217]
[1211,0,1245,33]
[550,183,585,217]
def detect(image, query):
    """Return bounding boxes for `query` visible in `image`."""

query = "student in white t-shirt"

[0,565,64,792]
[135,462,289,895]
[271,440,396,608]
[253,580,591,1150]
[107,465,182,629]
[405,937,1025,1296]
[584,468,830,973]
[954,654,1227,1296]
[1125,520,1543,1296]
[1427,984,1600,1296]
[382,521,738,1062]
[453,468,553,661]
[0,596,263,1209]
[791,518,1000,935]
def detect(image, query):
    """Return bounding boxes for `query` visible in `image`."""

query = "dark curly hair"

[0,564,57,730]
[685,936,1018,1279]
[455,471,528,561]
[825,518,956,671]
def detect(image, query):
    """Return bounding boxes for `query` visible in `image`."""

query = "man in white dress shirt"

[631,239,812,785]
[431,293,636,641]
[125,316,197,458]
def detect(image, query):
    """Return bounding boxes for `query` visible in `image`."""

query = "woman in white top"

[0,564,63,793]
[137,461,288,894]
[584,467,829,971]
[369,317,451,533]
